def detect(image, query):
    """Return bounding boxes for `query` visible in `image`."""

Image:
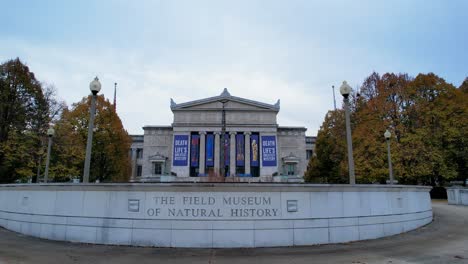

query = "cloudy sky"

[1,0,467,135]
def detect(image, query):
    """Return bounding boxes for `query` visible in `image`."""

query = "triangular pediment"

[170,89,280,112]
[148,153,167,162]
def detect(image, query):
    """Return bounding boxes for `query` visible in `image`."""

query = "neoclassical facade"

[130,89,314,182]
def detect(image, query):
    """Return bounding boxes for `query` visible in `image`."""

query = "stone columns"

[199,131,206,175]
[214,132,221,176]
[131,148,137,181]
[244,132,251,176]
[229,131,237,176]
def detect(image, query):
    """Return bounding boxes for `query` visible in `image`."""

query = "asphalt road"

[0,201,467,264]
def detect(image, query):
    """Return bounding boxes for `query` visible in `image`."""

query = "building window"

[306,150,313,160]
[154,163,162,175]
[136,165,142,177]
[287,164,295,175]
[136,148,143,159]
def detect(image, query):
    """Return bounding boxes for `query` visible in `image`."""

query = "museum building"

[129,89,315,182]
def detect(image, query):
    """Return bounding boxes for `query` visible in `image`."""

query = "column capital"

[213,131,222,135]
[198,131,207,135]
[244,131,252,136]
[229,131,237,135]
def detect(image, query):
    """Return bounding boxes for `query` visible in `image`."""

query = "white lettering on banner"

[262,147,276,160]
[262,140,276,147]
[175,140,188,146]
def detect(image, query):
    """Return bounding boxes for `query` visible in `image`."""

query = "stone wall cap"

[0,183,431,192]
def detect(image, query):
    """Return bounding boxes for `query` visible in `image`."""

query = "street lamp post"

[36,146,43,183]
[340,81,356,184]
[44,127,55,183]
[384,129,394,185]
[332,85,337,111]
[83,77,101,183]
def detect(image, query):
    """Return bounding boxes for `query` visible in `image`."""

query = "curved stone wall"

[0,184,432,248]
[447,187,468,205]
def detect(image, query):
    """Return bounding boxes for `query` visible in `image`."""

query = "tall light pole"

[340,81,356,184]
[332,85,337,110]
[83,77,101,183]
[220,99,228,177]
[44,127,55,183]
[36,142,44,183]
[384,129,394,185]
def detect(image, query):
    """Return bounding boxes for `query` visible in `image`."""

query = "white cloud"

[2,0,466,138]
[0,39,331,136]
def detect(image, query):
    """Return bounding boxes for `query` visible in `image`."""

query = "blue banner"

[206,134,214,167]
[190,135,200,167]
[261,136,277,167]
[250,135,259,167]
[173,135,189,166]
[224,133,230,166]
[236,134,245,166]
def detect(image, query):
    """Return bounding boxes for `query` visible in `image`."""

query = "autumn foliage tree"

[50,95,132,182]
[0,58,56,183]
[306,72,467,186]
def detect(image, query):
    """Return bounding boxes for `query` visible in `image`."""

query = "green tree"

[305,110,348,183]
[50,95,131,182]
[454,78,468,185]
[0,58,51,183]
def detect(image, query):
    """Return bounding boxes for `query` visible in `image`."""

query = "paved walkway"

[0,201,467,264]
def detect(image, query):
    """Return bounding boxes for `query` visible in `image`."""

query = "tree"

[454,78,468,185]
[305,110,348,183]
[0,58,51,183]
[460,77,468,93]
[353,73,414,183]
[50,95,131,182]
[309,72,467,186]
[354,73,464,185]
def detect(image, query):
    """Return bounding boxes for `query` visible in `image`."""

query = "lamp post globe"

[83,76,101,183]
[340,80,355,184]
[384,129,391,140]
[47,128,55,137]
[44,127,55,183]
[384,129,394,185]
[340,81,352,98]
[89,77,101,95]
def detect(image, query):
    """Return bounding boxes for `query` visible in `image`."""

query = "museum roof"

[170,88,280,111]
[142,125,172,130]
[277,126,307,131]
